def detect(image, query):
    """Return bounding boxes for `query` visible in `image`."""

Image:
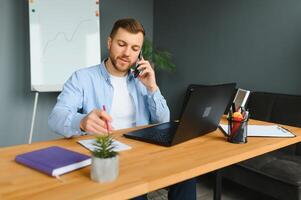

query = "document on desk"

[78,139,132,152]
[219,124,295,137]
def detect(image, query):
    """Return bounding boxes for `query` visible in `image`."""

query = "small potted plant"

[90,135,119,183]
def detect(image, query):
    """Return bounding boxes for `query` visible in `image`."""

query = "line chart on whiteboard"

[28,0,101,92]
[42,19,93,56]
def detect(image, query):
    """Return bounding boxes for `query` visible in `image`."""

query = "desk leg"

[214,170,222,200]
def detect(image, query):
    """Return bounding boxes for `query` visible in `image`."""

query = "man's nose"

[123,47,131,56]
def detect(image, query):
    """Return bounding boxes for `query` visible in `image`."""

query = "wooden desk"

[1,118,301,200]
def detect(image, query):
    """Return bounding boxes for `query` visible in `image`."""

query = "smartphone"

[133,51,142,78]
[232,88,250,111]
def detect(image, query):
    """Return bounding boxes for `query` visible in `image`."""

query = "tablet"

[233,88,250,111]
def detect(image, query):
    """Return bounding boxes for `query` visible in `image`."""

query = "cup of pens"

[227,107,249,144]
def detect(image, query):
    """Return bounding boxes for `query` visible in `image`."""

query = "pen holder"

[227,117,248,144]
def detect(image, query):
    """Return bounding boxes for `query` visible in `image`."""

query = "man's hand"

[80,109,113,135]
[136,58,158,93]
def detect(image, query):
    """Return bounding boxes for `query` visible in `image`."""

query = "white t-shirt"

[109,75,136,129]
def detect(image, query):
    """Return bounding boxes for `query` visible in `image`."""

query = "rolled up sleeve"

[48,72,86,138]
[146,89,170,123]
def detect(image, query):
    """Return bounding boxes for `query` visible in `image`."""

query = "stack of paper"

[219,124,295,137]
[78,139,132,152]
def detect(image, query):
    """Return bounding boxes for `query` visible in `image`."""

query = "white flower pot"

[91,156,119,183]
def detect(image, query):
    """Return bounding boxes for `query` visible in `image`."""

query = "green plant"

[92,135,118,158]
[142,38,176,71]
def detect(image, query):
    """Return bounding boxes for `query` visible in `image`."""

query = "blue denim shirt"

[48,61,170,138]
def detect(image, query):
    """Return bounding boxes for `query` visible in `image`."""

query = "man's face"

[107,28,144,73]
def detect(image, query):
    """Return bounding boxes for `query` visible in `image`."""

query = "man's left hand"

[136,58,158,93]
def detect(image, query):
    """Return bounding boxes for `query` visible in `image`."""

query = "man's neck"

[105,58,128,77]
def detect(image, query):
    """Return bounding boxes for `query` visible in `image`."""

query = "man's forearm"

[48,107,86,138]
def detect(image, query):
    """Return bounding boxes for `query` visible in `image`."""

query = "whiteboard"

[28,0,101,92]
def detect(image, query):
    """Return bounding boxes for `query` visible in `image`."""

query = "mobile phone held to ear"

[133,52,142,78]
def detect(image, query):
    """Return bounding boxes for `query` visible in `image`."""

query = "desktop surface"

[1,118,301,200]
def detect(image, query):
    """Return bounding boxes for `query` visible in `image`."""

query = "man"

[48,18,196,200]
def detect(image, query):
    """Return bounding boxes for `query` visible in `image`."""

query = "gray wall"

[0,0,153,147]
[154,0,301,119]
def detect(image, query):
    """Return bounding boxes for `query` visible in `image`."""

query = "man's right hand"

[80,109,113,135]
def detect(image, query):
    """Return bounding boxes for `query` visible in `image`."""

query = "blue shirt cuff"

[147,89,162,109]
[147,88,161,98]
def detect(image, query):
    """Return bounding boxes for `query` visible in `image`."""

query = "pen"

[240,106,245,114]
[102,105,110,134]
[244,110,249,120]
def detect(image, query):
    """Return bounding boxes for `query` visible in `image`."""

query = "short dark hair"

[110,18,145,39]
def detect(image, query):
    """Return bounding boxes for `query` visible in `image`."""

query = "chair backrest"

[246,92,276,122]
[246,91,301,155]
[271,94,301,127]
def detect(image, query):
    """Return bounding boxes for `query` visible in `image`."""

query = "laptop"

[123,83,236,147]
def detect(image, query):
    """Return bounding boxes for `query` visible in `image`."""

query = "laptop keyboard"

[124,122,179,146]
[138,129,172,144]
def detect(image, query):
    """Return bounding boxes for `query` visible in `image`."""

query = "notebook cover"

[15,146,90,176]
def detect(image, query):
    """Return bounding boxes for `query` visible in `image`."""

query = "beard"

[109,53,134,73]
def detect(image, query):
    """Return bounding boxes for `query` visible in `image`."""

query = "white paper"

[78,139,132,152]
[219,124,295,137]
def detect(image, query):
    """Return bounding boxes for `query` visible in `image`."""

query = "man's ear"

[107,37,112,50]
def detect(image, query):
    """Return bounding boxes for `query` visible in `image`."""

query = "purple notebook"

[15,146,91,176]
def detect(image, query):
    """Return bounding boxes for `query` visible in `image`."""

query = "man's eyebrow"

[117,39,126,43]
[116,39,141,49]
[132,45,141,49]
